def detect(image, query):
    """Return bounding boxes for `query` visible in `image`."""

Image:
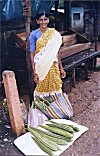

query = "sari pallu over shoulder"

[34,28,62,81]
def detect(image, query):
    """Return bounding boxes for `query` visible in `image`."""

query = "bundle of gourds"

[27,120,80,156]
[34,96,53,119]
[34,95,73,119]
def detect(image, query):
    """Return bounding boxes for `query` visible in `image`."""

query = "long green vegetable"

[46,123,74,133]
[49,120,80,132]
[40,125,73,139]
[30,126,68,145]
[27,127,59,151]
[32,136,53,156]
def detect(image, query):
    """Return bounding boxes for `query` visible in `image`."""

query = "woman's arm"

[30,52,35,74]
[58,50,66,78]
[30,52,39,83]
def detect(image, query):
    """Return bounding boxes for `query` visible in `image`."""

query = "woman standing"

[29,11,73,119]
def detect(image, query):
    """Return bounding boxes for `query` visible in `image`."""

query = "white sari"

[34,29,62,81]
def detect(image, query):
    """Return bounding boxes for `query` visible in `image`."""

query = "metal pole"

[22,0,34,105]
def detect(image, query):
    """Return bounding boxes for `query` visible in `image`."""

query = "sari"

[33,28,73,119]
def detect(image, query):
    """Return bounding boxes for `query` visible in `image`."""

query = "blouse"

[29,29,42,52]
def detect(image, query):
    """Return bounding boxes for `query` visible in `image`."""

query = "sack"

[35,93,73,120]
[28,103,48,128]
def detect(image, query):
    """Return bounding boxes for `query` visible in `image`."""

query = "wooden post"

[64,1,71,31]
[54,1,59,30]
[22,0,34,105]
[0,33,1,92]
[93,1,98,51]
[72,68,76,87]
[2,70,25,136]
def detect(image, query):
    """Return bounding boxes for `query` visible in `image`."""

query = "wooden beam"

[2,71,25,136]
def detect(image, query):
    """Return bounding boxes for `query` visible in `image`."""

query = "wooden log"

[2,70,25,136]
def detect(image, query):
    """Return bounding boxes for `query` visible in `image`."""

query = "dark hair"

[36,11,49,20]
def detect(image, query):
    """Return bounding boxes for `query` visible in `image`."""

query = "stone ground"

[0,46,100,155]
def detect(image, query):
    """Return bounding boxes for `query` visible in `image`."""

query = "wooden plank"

[62,51,100,71]
[62,34,76,42]
[61,42,91,59]
[13,32,26,50]
[16,32,26,41]
[63,39,77,46]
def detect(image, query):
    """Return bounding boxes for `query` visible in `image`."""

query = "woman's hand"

[32,73,39,84]
[60,68,66,78]
[58,50,66,79]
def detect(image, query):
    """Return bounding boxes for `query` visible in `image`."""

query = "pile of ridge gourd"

[27,120,80,156]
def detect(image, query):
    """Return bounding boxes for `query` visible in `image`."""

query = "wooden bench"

[60,28,91,59]
[60,29,100,88]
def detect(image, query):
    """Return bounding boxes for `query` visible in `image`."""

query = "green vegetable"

[30,127,68,145]
[35,96,50,106]
[27,127,59,151]
[46,122,74,133]
[44,96,54,103]
[69,125,80,132]
[32,137,53,156]
[49,120,80,132]
[31,126,72,142]
[40,125,73,139]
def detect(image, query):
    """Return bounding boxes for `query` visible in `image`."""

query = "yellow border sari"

[33,28,73,119]
[34,28,62,96]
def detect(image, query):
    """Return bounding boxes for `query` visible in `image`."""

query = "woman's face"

[37,15,49,29]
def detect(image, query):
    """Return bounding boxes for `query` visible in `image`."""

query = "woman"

[29,11,73,119]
